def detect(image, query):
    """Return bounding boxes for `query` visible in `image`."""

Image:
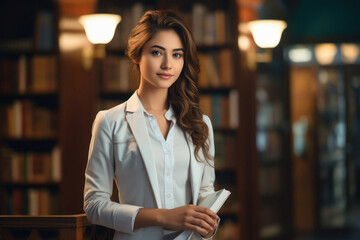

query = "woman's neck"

[137,86,169,112]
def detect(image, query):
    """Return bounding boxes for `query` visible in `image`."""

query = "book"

[174,189,231,240]
[197,189,231,213]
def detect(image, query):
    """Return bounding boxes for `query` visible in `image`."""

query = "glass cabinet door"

[347,70,360,229]
[256,61,290,239]
[316,67,347,228]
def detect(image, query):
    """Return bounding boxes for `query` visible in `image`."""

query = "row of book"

[256,100,284,129]
[0,146,61,183]
[2,100,58,138]
[34,11,56,51]
[200,91,239,128]
[3,188,59,215]
[259,166,282,196]
[198,50,234,88]
[0,55,58,93]
[191,4,229,46]
[259,218,283,238]
[107,3,146,50]
[256,130,283,161]
[214,133,237,170]
[101,55,139,93]
[107,3,230,50]
[0,10,55,51]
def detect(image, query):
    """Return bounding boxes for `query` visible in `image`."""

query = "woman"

[84,10,218,240]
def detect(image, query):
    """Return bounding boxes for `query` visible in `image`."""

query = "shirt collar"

[135,91,176,123]
[165,105,176,122]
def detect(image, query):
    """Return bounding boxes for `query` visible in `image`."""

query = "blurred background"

[0,0,360,239]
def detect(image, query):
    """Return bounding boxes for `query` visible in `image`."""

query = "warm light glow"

[248,20,287,48]
[288,46,312,63]
[238,35,251,51]
[340,43,359,63]
[315,43,337,65]
[59,33,89,51]
[79,14,121,44]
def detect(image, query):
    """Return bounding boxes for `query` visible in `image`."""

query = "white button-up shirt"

[137,94,192,210]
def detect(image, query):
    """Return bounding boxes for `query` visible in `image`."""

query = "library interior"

[1,0,360,239]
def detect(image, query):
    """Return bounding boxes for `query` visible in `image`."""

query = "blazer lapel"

[125,93,162,209]
[186,133,203,205]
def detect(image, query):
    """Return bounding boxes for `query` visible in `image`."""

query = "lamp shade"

[248,19,287,48]
[79,14,121,44]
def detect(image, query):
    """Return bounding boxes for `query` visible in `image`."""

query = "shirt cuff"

[113,204,143,234]
[131,207,143,232]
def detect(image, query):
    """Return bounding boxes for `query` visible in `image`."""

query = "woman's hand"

[158,205,218,237]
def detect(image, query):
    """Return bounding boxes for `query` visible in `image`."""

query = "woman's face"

[138,29,184,90]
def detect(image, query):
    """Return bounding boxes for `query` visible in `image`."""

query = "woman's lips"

[157,73,173,79]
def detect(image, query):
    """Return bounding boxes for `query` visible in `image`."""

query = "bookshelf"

[0,0,61,215]
[288,45,360,233]
[255,59,291,239]
[95,0,240,238]
[290,62,360,232]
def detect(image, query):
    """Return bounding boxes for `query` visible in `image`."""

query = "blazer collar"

[125,91,163,208]
[125,91,141,113]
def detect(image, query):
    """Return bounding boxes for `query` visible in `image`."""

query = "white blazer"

[84,92,216,240]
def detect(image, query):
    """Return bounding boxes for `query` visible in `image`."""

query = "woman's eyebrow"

[150,45,184,52]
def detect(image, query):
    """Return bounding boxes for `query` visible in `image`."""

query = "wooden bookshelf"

[0,0,61,215]
[289,61,360,233]
[253,50,292,239]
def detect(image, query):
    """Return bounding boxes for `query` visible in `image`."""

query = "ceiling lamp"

[79,14,121,44]
[247,0,287,49]
[248,19,287,48]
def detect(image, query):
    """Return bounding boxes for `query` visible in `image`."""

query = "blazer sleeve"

[83,111,142,234]
[197,115,219,240]
[198,115,216,201]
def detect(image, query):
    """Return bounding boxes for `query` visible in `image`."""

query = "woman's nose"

[161,55,172,70]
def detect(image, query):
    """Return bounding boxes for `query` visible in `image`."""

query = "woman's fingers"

[196,206,218,220]
[187,206,218,235]
[191,209,216,227]
[161,205,218,235]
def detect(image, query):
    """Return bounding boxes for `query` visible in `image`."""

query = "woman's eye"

[151,51,161,56]
[173,53,182,58]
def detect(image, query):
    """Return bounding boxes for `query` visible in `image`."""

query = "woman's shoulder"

[95,102,127,125]
[202,114,212,126]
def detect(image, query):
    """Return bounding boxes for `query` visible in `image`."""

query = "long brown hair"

[126,10,213,163]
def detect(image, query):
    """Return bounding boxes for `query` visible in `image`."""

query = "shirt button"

[167,193,171,198]
[164,151,169,155]
[166,172,171,177]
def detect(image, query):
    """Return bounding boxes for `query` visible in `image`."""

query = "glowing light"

[314,43,337,65]
[340,43,359,63]
[59,33,89,51]
[248,20,287,48]
[238,35,251,51]
[79,14,121,44]
[288,46,312,63]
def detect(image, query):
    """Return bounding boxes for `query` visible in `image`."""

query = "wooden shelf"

[0,213,90,228]
[0,181,60,188]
